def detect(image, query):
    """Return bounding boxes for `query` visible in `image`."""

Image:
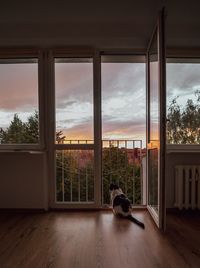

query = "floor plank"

[166,210,200,268]
[0,210,199,268]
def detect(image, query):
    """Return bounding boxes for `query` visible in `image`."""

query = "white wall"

[166,151,200,208]
[0,152,48,209]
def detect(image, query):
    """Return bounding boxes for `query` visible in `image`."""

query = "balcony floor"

[0,210,199,268]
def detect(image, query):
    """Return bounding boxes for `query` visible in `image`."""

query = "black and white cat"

[110,183,145,229]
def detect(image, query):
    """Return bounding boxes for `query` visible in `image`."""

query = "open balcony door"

[146,9,166,230]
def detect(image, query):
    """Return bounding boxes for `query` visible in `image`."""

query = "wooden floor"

[166,210,200,268]
[0,210,199,268]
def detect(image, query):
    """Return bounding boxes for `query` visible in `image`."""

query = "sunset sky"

[1,60,200,147]
[0,61,38,129]
[55,60,146,144]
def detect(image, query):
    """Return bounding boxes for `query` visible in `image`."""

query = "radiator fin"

[175,165,200,210]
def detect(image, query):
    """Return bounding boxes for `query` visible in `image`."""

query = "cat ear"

[110,183,119,191]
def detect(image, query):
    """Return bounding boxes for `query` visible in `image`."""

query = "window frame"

[0,49,45,151]
[47,48,103,208]
[166,56,200,152]
[54,56,94,146]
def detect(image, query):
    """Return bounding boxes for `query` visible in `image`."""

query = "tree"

[56,130,66,144]
[167,90,200,144]
[56,146,142,205]
[0,112,39,144]
[0,111,65,144]
[102,146,141,205]
[24,111,39,143]
[56,150,94,202]
[0,114,26,143]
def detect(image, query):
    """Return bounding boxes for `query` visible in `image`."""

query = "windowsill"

[0,143,45,151]
[167,144,200,153]
[0,150,46,154]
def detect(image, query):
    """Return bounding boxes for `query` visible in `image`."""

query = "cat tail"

[127,215,145,229]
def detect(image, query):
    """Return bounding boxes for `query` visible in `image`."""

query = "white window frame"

[48,48,147,209]
[166,56,200,153]
[0,49,45,151]
[47,48,102,209]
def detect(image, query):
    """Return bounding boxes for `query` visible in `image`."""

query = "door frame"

[146,9,166,230]
[47,48,102,209]
[47,47,150,210]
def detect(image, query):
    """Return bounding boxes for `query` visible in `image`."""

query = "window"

[167,59,200,145]
[54,57,95,204]
[101,55,146,205]
[55,58,93,144]
[0,58,40,147]
[56,150,94,202]
[101,56,146,143]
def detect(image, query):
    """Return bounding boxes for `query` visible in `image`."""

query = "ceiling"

[0,0,200,50]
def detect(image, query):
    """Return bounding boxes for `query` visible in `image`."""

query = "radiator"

[175,165,200,210]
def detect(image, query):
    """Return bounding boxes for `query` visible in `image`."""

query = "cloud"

[2,60,200,148]
[55,62,146,144]
[56,116,93,130]
[55,62,93,106]
[56,100,93,130]
[56,100,77,109]
[59,118,146,145]
[0,63,38,111]
[57,114,146,141]
[102,63,145,99]
[59,120,94,140]
[0,61,146,146]
[102,118,145,135]
[167,63,200,103]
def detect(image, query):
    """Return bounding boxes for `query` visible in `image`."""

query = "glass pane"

[0,59,39,144]
[167,60,200,144]
[148,30,159,214]
[56,150,94,202]
[101,57,146,143]
[150,61,159,140]
[101,56,146,206]
[102,141,143,205]
[149,34,159,141]
[55,58,93,144]
[148,148,158,212]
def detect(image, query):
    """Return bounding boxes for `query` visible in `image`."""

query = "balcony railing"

[56,139,145,205]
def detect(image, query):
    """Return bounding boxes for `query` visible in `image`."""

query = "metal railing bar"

[62,150,65,202]
[78,152,81,202]
[56,139,143,205]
